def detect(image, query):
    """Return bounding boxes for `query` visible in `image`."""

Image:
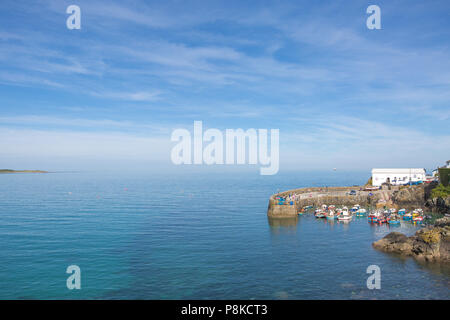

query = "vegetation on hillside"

[431,183,450,199]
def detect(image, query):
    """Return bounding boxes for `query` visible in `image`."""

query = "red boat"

[377,216,387,224]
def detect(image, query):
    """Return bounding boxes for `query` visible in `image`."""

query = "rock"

[411,228,442,262]
[417,228,441,244]
[372,232,413,255]
[373,227,450,263]
[391,186,424,207]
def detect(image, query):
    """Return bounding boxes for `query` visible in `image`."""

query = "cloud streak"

[0,0,449,170]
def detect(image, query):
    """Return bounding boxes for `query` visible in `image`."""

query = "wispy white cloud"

[0,115,170,133]
[89,90,163,102]
[0,127,171,163]
[281,115,450,170]
[1,0,449,170]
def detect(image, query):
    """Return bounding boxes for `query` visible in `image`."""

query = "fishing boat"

[315,212,326,218]
[387,213,401,225]
[403,212,413,221]
[412,209,424,223]
[315,209,326,218]
[326,209,337,220]
[356,208,367,217]
[364,186,380,191]
[377,213,387,224]
[337,207,352,221]
[350,204,360,214]
[398,208,406,216]
[368,210,380,223]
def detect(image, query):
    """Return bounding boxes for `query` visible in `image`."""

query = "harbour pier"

[267,186,400,218]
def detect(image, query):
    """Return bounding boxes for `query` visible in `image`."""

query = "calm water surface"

[0,171,449,299]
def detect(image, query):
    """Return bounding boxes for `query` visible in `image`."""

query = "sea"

[0,170,449,299]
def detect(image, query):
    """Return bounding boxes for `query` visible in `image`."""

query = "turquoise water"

[0,171,449,299]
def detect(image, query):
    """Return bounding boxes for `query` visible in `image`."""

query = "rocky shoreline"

[372,217,450,263]
[269,182,450,263]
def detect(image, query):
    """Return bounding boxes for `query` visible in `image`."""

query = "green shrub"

[439,168,450,187]
[431,183,450,199]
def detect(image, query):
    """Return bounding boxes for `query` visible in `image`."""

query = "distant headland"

[0,169,48,174]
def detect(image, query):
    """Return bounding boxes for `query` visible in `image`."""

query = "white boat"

[356,208,367,216]
[326,209,337,220]
[315,209,326,218]
[337,207,352,221]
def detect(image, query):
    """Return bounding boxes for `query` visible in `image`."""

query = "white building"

[371,168,426,187]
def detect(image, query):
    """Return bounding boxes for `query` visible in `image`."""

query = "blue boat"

[356,208,367,217]
[387,215,401,225]
[402,213,413,221]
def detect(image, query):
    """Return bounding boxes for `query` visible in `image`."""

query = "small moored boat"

[403,212,413,221]
[337,207,352,221]
[326,209,337,220]
[315,209,326,218]
[387,213,401,225]
[356,208,367,216]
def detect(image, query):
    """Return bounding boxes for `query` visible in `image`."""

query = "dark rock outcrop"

[425,196,450,215]
[372,232,414,255]
[391,186,424,208]
[373,217,450,263]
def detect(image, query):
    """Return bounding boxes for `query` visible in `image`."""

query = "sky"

[0,0,449,173]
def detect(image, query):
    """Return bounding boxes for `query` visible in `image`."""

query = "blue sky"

[0,0,449,172]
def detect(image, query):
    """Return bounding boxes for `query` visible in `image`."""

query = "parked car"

[349,190,357,195]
